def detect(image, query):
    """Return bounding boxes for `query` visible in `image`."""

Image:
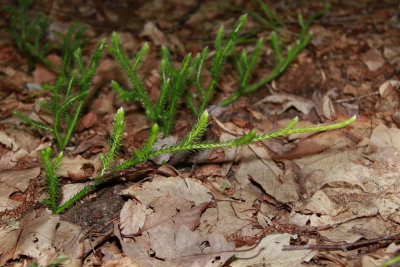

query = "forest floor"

[0,0,400,266]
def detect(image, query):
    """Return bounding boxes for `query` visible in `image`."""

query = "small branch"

[333,91,379,103]
[282,233,400,251]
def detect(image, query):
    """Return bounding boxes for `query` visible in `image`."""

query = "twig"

[333,91,379,103]
[282,233,400,251]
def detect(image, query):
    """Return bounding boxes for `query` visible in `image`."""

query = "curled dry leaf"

[140,21,168,46]
[56,155,101,181]
[0,167,40,211]
[256,93,314,115]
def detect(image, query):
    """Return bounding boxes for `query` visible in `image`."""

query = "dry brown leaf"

[277,128,356,160]
[122,177,212,206]
[140,21,168,46]
[169,233,235,267]
[150,135,178,164]
[294,146,400,226]
[0,198,22,212]
[0,218,22,265]
[120,199,147,236]
[256,93,314,115]
[369,123,400,151]
[119,176,238,265]
[78,112,98,131]
[56,155,101,181]
[73,134,108,155]
[59,183,87,206]
[140,196,211,259]
[114,224,163,267]
[12,209,60,266]
[236,149,299,203]
[199,200,254,238]
[90,92,115,115]
[102,256,141,267]
[0,128,45,168]
[32,63,57,84]
[0,66,29,90]
[0,167,40,196]
[232,234,317,266]
[0,167,40,211]
[312,90,336,120]
[304,190,343,216]
[54,220,84,261]
[318,217,390,243]
[361,48,385,72]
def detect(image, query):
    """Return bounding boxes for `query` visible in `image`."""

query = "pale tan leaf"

[0,167,40,197]
[120,200,147,236]
[13,209,60,266]
[140,21,168,46]
[122,177,212,206]
[361,48,385,71]
[56,155,101,181]
[369,123,400,151]
[256,93,314,115]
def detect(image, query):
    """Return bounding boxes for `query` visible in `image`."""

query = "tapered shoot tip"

[200,110,209,121]
[152,123,160,132]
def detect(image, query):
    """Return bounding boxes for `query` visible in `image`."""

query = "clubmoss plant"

[248,0,284,31]
[54,107,126,214]
[9,7,356,215]
[108,32,194,136]
[13,39,105,213]
[111,5,329,134]
[54,109,356,214]
[13,38,105,151]
[4,0,54,72]
[52,21,89,78]
[108,15,247,134]
[5,0,89,76]
[220,3,331,106]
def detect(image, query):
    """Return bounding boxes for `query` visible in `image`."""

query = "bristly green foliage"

[4,0,89,75]
[13,39,105,211]
[189,15,247,116]
[52,21,89,78]
[108,33,193,136]
[110,5,329,128]
[100,107,125,176]
[248,0,283,31]
[55,108,126,214]
[27,38,105,151]
[109,15,247,134]
[41,147,64,213]
[8,5,353,215]
[53,111,355,213]
[114,113,356,171]
[4,0,54,73]
[220,3,330,106]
